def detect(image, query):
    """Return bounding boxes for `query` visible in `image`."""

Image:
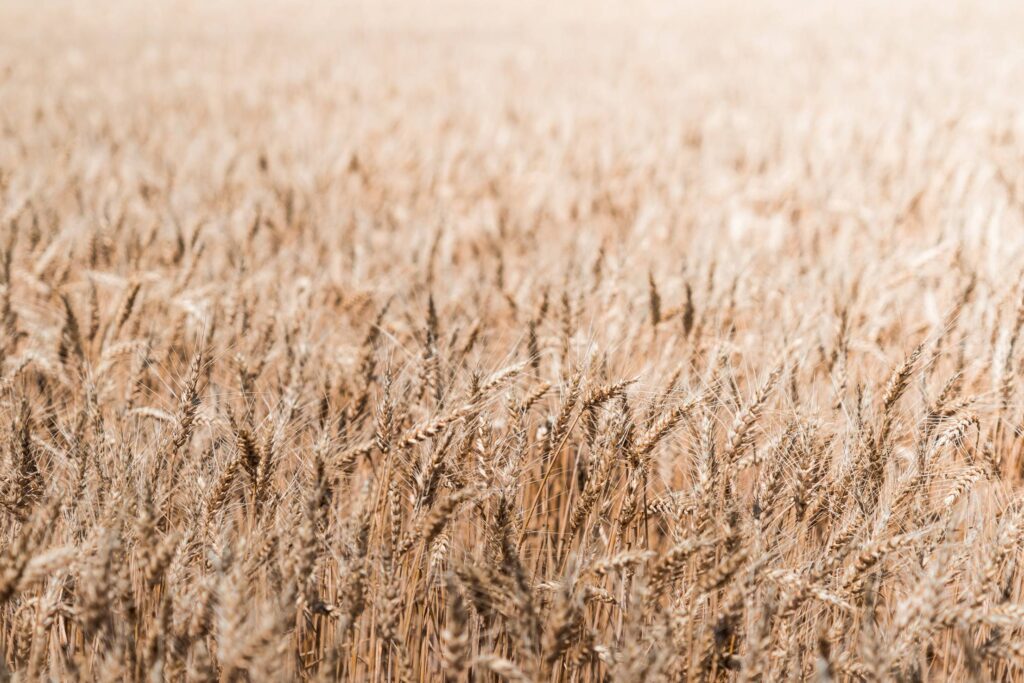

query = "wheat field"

[3,0,1024,680]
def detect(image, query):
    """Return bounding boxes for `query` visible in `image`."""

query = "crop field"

[3,0,1024,680]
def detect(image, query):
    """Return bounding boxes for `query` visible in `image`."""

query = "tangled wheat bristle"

[3,1,1024,680]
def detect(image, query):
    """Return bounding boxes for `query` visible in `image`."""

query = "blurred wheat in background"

[3,0,1024,680]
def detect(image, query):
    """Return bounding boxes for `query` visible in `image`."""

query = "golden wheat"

[3,0,1024,680]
